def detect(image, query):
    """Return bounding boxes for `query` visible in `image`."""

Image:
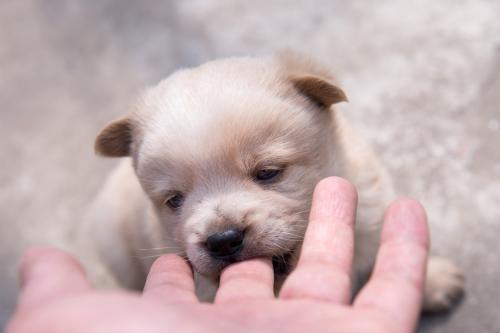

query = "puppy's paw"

[423,256,465,313]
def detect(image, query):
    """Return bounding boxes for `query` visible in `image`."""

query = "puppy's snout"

[205,229,244,259]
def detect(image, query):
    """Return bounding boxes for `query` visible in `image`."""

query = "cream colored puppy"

[84,52,464,312]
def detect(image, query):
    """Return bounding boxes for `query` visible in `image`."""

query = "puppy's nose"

[206,229,244,259]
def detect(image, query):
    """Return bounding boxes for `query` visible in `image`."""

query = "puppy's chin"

[185,246,233,277]
[271,251,295,276]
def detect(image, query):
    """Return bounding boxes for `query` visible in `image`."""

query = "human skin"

[6,177,429,333]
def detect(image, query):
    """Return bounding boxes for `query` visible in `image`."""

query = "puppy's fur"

[82,52,464,311]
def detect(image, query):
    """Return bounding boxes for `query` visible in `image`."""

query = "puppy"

[83,51,464,312]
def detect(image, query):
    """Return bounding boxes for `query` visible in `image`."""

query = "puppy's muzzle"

[205,228,245,260]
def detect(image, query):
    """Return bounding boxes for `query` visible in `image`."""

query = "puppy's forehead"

[138,69,317,165]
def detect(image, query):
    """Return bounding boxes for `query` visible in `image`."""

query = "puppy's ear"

[95,117,134,157]
[277,50,348,108]
[291,76,348,108]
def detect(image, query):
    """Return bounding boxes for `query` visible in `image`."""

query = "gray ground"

[1,0,499,331]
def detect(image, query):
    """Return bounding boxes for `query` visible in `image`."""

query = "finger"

[354,199,429,332]
[215,258,274,303]
[17,247,92,311]
[280,177,357,303]
[143,254,198,303]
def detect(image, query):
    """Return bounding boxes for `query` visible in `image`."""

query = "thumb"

[16,247,92,311]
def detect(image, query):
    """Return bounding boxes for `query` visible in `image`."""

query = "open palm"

[7,178,428,333]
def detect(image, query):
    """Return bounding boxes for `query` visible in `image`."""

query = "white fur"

[82,53,463,311]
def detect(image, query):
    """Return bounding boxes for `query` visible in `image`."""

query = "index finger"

[280,177,357,303]
[354,199,429,332]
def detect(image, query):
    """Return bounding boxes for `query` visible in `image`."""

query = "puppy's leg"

[353,213,465,313]
[423,256,465,312]
[354,235,465,313]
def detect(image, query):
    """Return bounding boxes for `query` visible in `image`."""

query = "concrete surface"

[1,0,499,331]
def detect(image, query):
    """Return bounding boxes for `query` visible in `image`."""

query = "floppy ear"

[94,117,134,157]
[277,50,348,108]
[291,75,348,108]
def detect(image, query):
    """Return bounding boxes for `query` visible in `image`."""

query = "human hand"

[6,177,429,333]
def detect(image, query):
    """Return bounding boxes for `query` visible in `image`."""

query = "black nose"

[206,229,244,259]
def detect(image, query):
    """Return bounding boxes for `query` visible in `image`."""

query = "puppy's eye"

[254,168,283,183]
[164,193,184,210]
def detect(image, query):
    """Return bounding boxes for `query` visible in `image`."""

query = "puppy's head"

[95,52,347,276]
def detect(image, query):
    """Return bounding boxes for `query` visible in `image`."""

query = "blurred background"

[1,0,499,331]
